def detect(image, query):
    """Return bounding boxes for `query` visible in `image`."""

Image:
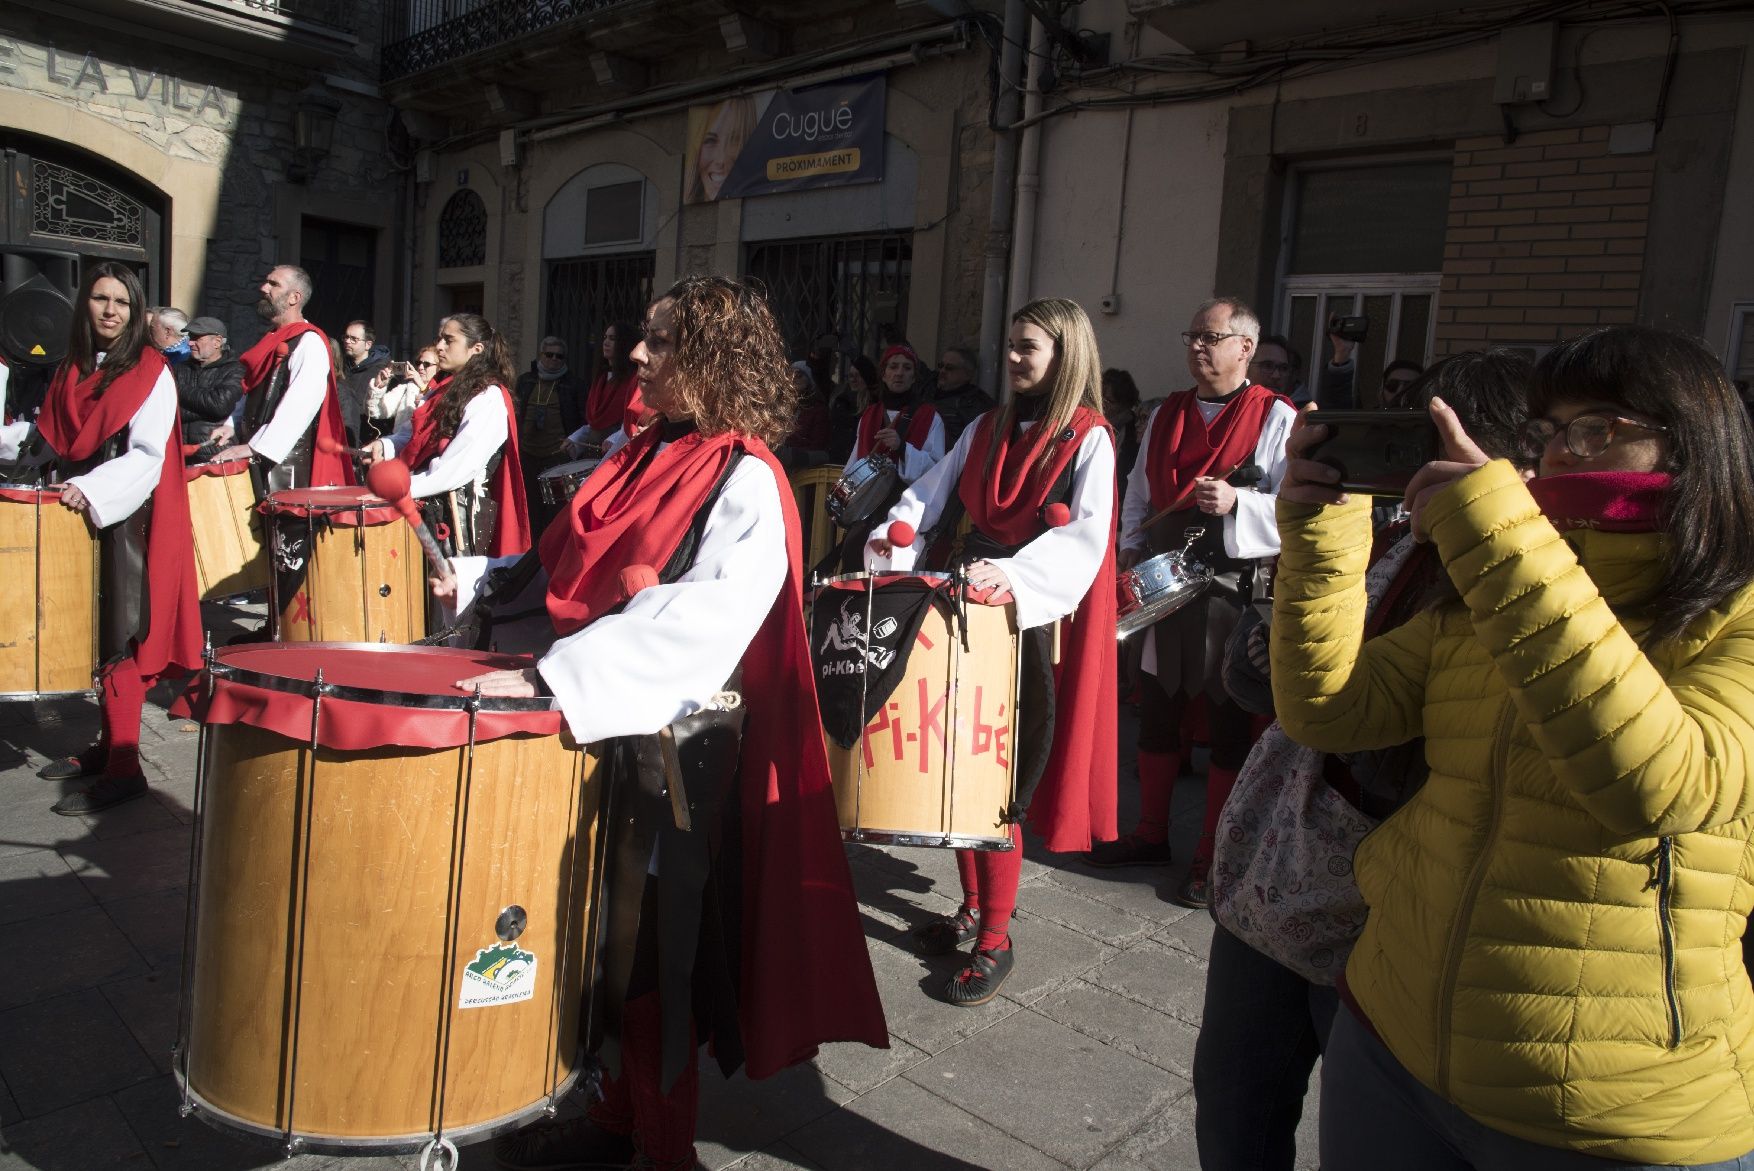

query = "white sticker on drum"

[459,942,539,1009]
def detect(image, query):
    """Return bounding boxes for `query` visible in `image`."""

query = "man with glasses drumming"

[1086,297,1296,910]
[515,336,587,526]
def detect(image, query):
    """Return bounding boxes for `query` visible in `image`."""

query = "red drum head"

[202,643,563,751]
[266,486,401,525]
[0,484,62,504]
[184,457,253,482]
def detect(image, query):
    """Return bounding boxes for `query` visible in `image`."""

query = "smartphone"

[1306,410,1438,497]
[1328,314,1370,343]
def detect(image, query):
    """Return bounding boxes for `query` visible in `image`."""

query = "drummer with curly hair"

[866,297,1119,1005]
[434,274,887,1171]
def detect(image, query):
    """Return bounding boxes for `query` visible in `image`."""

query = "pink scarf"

[1526,471,1670,532]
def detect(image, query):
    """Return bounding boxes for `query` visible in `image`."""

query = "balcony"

[1127,0,1498,52]
[58,0,359,65]
[382,0,642,84]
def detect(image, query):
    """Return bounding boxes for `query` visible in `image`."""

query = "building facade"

[383,0,999,377]
[0,0,404,398]
[1015,0,1754,399]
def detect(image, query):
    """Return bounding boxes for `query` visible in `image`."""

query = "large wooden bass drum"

[177,643,602,1161]
[0,484,98,698]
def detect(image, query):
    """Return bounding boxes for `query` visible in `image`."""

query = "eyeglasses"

[1251,360,1293,374]
[1518,413,1669,459]
[541,350,565,359]
[1182,330,1244,349]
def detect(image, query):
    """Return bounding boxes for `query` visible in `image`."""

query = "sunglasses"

[415,360,438,369]
[542,351,565,358]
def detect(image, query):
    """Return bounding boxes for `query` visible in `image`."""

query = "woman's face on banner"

[697,103,744,200]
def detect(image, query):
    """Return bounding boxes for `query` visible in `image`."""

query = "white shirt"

[247,330,331,465]
[379,386,510,499]
[1119,394,1297,561]
[865,418,1115,631]
[449,450,786,744]
[0,364,176,529]
[844,406,947,484]
[369,375,426,433]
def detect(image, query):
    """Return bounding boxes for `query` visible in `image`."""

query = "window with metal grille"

[543,252,655,372]
[583,181,643,248]
[438,189,487,269]
[743,232,913,364]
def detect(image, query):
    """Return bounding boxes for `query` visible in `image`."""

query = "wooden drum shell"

[825,592,1021,850]
[790,465,843,572]
[185,721,599,1145]
[274,505,428,644]
[187,460,270,600]
[0,487,99,698]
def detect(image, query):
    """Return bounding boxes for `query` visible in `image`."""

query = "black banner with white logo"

[809,580,940,749]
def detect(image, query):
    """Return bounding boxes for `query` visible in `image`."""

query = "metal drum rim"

[172,1063,581,1156]
[842,827,1016,851]
[1114,584,1208,641]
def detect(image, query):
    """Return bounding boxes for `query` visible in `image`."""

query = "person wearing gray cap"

[175,316,245,453]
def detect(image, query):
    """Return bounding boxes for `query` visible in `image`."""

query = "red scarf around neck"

[398,378,531,556]
[584,369,641,433]
[38,349,202,679]
[236,320,353,486]
[855,400,937,461]
[1145,383,1286,512]
[1526,469,1670,532]
[536,422,889,1075]
[956,405,1119,852]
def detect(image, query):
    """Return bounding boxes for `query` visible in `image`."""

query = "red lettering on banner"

[915,677,946,773]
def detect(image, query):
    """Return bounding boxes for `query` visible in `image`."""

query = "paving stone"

[1035,979,1201,1081]
[847,853,959,940]
[903,1009,1179,1169]
[1154,905,1217,960]
[63,825,192,904]
[810,1032,929,1095]
[695,1059,852,1171]
[0,904,148,1010]
[1086,1082,1201,1171]
[102,883,192,971]
[0,1077,17,1126]
[1086,940,1210,1029]
[0,847,91,925]
[83,779,187,840]
[1010,878,1156,947]
[859,935,1022,1056]
[111,1074,328,1171]
[0,1094,151,1170]
[1001,911,1117,1007]
[788,1077,1063,1171]
[101,970,183,1074]
[0,775,91,859]
[0,987,158,1117]
[724,1141,823,1169]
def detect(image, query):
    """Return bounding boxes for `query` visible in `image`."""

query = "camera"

[1328,314,1370,343]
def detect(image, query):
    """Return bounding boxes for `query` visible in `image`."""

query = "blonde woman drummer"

[866,297,1119,1005]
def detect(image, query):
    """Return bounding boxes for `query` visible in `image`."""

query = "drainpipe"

[1003,13,1051,395]
[977,0,1028,397]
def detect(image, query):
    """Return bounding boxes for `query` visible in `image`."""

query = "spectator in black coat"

[339,320,390,445]
[175,317,245,453]
[930,345,996,443]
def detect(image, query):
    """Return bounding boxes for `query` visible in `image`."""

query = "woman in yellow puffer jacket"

[1273,325,1754,1170]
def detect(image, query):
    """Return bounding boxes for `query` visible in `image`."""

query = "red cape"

[854,400,937,461]
[583,369,642,434]
[960,406,1118,852]
[398,380,531,556]
[541,424,888,1076]
[237,321,354,486]
[39,350,202,680]
[1145,383,1287,512]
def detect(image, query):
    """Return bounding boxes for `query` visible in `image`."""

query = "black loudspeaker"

[0,249,80,368]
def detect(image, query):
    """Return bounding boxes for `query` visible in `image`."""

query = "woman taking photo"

[868,298,1117,1005]
[5,262,201,815]
[370,313,529,557]
[366,344,438,441]
[1273,324,1754,1169]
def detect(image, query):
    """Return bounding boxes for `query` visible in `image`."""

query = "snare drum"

[185,457,269,599]
[1115,551,1212,641]
[825,453,899,526]
[0,485,98,698]
[267,487,427,644]
[810,573,1019,850]
[536,457,602,507]
[179,643,602,1155]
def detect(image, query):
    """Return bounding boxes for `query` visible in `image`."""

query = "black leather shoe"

[51,774,147,816]
[945,941,1016,1007]
[38,743,105,781]
[493,1115,636,1171]
[1083,833,1174,869]
[912,907,978,956]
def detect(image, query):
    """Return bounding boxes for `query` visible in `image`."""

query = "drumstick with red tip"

[316,433,374,460]
[365,458,452,583]
[886,520,916,548]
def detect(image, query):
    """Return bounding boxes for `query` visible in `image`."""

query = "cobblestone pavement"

[0,603,1317,1170]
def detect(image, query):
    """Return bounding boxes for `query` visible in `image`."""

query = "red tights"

[98,658,147,778]
[586,992,699,1171]
[954,823,1024,951]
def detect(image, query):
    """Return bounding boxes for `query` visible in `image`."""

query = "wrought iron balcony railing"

[380,0,633,83]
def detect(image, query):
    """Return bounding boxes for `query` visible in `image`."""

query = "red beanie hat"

[878,344,919,373]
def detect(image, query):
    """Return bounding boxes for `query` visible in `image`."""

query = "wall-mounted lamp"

[288,83,343,184]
